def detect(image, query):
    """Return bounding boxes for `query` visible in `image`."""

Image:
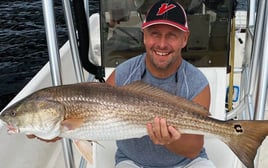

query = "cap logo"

[157,3,176,15]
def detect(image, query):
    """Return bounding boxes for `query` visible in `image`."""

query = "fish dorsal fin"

[120,81,210,117]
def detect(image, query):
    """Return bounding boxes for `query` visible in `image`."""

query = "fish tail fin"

[223,120,268,168]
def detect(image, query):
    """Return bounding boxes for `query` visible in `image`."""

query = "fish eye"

[10,112,16,117]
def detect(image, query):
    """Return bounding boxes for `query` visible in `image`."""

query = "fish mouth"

[7,125,19,134]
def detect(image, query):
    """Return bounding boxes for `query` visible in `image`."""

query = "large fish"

[0,81,268,168]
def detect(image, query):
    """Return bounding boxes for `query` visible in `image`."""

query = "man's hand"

[147,117,181,145]
[26,134,62,143]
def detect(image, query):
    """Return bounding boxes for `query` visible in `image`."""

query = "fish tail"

[223,120,268,168]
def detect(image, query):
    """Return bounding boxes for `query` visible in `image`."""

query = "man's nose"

[157,36,168,49]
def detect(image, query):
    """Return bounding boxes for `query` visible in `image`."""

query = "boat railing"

[226,0,268,121]
[42,0,86,167]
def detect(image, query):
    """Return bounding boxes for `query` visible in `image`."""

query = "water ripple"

[0,0,99,110]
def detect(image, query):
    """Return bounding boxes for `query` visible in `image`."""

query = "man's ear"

[182,31,190,48]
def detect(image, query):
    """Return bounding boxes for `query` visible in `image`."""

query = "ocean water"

[0,0,67,110]
[0,0,246,110]
[0,0,99,110]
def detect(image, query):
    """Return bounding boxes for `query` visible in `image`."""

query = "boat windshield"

[100,0,236,68]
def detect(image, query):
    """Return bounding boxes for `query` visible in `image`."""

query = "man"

[106,0,215,167]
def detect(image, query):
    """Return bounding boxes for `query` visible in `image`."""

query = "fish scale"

[1,81,268,168]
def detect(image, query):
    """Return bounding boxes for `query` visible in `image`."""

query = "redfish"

[1,81,268,168]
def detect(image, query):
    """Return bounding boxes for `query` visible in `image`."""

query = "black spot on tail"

[234,124,243,133]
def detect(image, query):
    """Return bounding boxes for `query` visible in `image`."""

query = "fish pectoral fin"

[61,118,84,130]
[73,140,93,164]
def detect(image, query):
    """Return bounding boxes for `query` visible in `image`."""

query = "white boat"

[1,0,267,168]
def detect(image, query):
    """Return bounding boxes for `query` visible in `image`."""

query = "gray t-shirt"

[115,53,209,167]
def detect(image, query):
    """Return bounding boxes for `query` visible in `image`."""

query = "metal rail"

[42,0,62,85]
[42,0,75,167]
[254,0,268,120]
[62,0,88,167]
[247,0,266,119]
[62,0,85,83]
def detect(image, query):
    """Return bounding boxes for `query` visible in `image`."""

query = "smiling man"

[106,0,215,167]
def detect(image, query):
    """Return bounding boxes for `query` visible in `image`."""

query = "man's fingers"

[147,117,182,145]
[160,118,170,140]
[148,117,182,145]
[147,123,160,144]
[153,117,161,138]
[168,125,181,140]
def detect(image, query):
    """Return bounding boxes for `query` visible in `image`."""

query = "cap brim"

[142,20,189,32]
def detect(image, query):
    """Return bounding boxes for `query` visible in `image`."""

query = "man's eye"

[151,32,160,37]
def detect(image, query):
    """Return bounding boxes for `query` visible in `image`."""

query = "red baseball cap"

[142,0,189,32]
